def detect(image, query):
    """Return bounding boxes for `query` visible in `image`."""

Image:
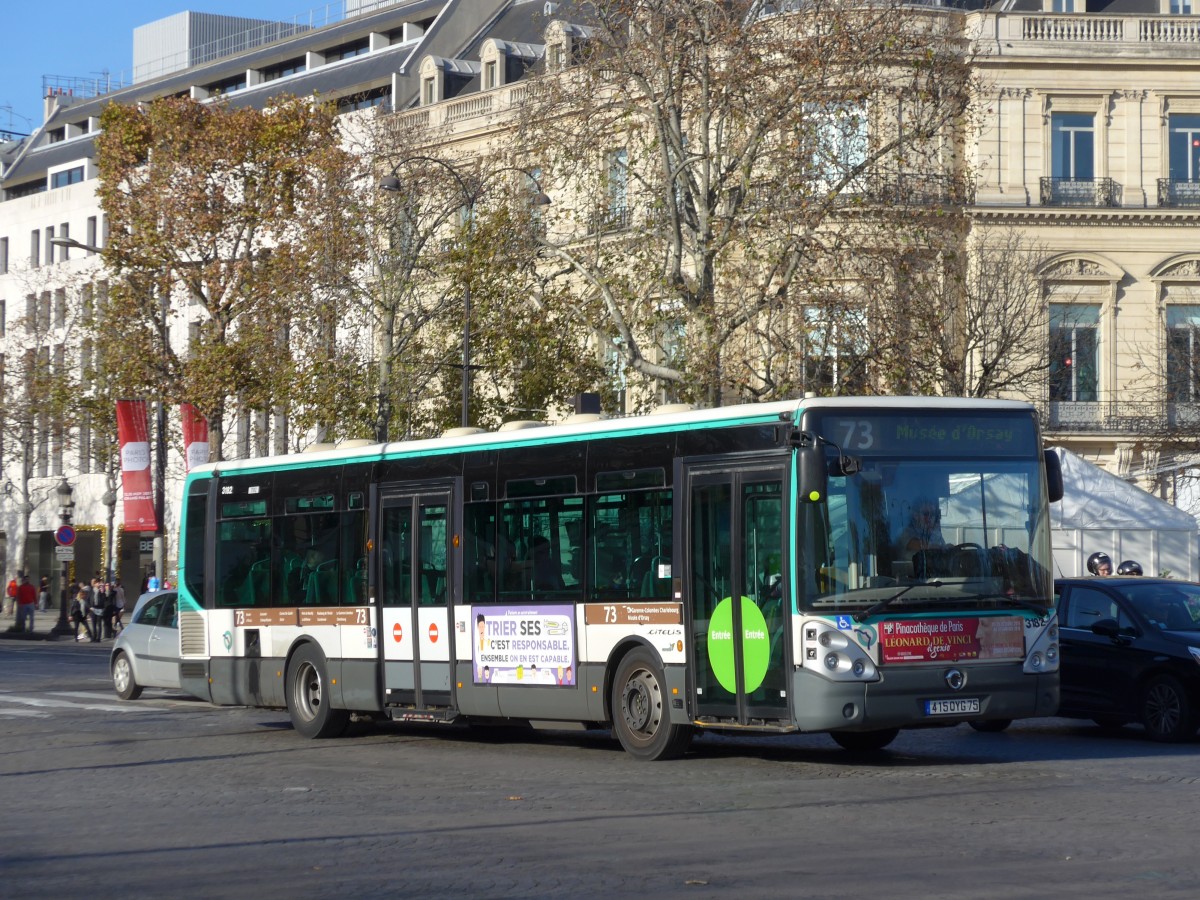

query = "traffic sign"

[55,525,76,547]
[55,546,75,561]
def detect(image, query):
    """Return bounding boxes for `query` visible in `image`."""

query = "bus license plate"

[925,698,980,716]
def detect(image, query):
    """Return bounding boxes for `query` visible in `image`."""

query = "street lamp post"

[51,233,168,584]
[379,158,549,430]
[101,486,117,582]
[49,478,75,638]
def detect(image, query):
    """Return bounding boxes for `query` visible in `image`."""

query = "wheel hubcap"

[296,662,322,721]
[622,668,660,736]
[114,659,129,692]
[1147,684,1181,736]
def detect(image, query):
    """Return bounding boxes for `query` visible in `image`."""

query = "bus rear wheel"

[611,648,692,761]
[287,644,350,739]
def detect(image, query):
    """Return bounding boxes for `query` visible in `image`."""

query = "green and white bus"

[174,397,1062,759]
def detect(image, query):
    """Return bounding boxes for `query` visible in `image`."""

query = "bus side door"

[378,488,454,709]
[681,459,790,725]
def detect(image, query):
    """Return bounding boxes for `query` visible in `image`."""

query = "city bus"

[173,397,1062,760]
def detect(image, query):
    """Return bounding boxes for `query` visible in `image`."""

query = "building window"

[1049,303,1100,402]
[1051,113,1094,181]
[50,167,84,189]
[86,216,98,251]
[262,57,305,81]
[30,229,39,268]
[549,44,565,71]
[208,74,247,94]
[1167,305,1200,402]
[605,147,628,227]
[7,180,47,199]
[484,60,498,90]
[335,87,390,114]
[422,77,437,105]
[1171,0,1194,13]
[1169,114,1200,182]
[54,288,66,328]
[804,101,868,195]
[0,236,7,274]
[45,226,55,265]
[325,38,370,62]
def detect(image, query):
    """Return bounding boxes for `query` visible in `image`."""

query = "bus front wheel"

[831,728,900,752]
[287,644,350,739]
[611,647,692,761]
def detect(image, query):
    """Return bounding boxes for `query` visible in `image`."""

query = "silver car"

[110,590,180,699]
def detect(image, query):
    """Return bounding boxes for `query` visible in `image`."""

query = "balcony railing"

[1157,178,1200,208]
[584,206,631,235]
[1039,177,1119,208]
[1038,400,1200,433]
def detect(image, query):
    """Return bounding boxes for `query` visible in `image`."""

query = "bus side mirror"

[797,442,828,503]
[1044,449,1064,503]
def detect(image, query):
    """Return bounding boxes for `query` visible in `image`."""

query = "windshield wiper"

[855,581,943,623]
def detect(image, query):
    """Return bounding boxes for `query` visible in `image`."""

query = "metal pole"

[154,400,166,582]
[50,502,73,637]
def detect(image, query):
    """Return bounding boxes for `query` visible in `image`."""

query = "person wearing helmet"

[1086,551,1113,576]
[1117,559,1143,576]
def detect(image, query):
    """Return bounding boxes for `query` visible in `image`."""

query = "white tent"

[1049,447,1200,580]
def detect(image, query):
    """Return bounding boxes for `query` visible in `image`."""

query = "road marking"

[0,708,52,718]
[0,694,143,713]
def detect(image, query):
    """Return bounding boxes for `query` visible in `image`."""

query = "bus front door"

[682,462,789,725]
[378,490,454,710]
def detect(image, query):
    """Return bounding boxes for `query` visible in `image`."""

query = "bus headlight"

[801,620,879,683]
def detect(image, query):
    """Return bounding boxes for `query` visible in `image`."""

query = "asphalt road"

[1,640,1198,898]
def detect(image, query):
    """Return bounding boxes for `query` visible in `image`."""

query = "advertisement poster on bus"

[878,616,1025,664]
[472,604,576,686]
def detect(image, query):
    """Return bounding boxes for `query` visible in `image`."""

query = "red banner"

[181,402,209,471]
[878,616,1025,664]
[116,400,158,532]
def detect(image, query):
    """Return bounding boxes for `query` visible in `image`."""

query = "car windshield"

[1117,582,1200,631]
[800,457,1053,615]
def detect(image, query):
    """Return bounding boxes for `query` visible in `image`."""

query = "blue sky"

[1,1,315,137]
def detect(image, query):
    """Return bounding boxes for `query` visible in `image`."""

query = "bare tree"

[505,0,975,407]
[0,266,83,586]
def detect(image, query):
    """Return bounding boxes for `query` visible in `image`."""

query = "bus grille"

[179,611,209,657]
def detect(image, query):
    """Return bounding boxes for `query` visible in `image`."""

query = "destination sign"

[810,412,1037,458]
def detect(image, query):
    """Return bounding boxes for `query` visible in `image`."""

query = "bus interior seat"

[306,559,339,605]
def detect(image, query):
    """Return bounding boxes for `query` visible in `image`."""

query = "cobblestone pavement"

[1,641,1198,898]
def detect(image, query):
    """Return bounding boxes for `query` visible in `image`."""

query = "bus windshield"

[800,456,1054,615]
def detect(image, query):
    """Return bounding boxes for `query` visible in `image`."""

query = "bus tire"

[286,644,350,739]
[831,728,900,752]
[968,719,1012,733]
[611,647,692,761]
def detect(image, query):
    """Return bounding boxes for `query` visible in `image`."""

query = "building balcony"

[1039,177,1118,208]
[979,13,1200,58]
[1038,400,1200,434]
[1157,178,1200,208]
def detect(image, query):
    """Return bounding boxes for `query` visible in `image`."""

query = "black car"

[1055,577,1200,742]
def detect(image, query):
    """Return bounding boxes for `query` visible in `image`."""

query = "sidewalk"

[0,607,114,643]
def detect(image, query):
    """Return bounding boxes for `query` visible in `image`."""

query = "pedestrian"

[1086,552,1113,576]
[102,582,117,639]
[112,581,127,633]
[5,575,16,616]
[37,575,50,612]
[70,588,94,642]
[88,579,106,642]
[14,572,37,633]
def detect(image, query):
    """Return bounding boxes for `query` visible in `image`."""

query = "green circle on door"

[707,596,771,694]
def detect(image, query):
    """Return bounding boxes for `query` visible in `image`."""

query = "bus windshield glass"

[798,411,1054,615]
